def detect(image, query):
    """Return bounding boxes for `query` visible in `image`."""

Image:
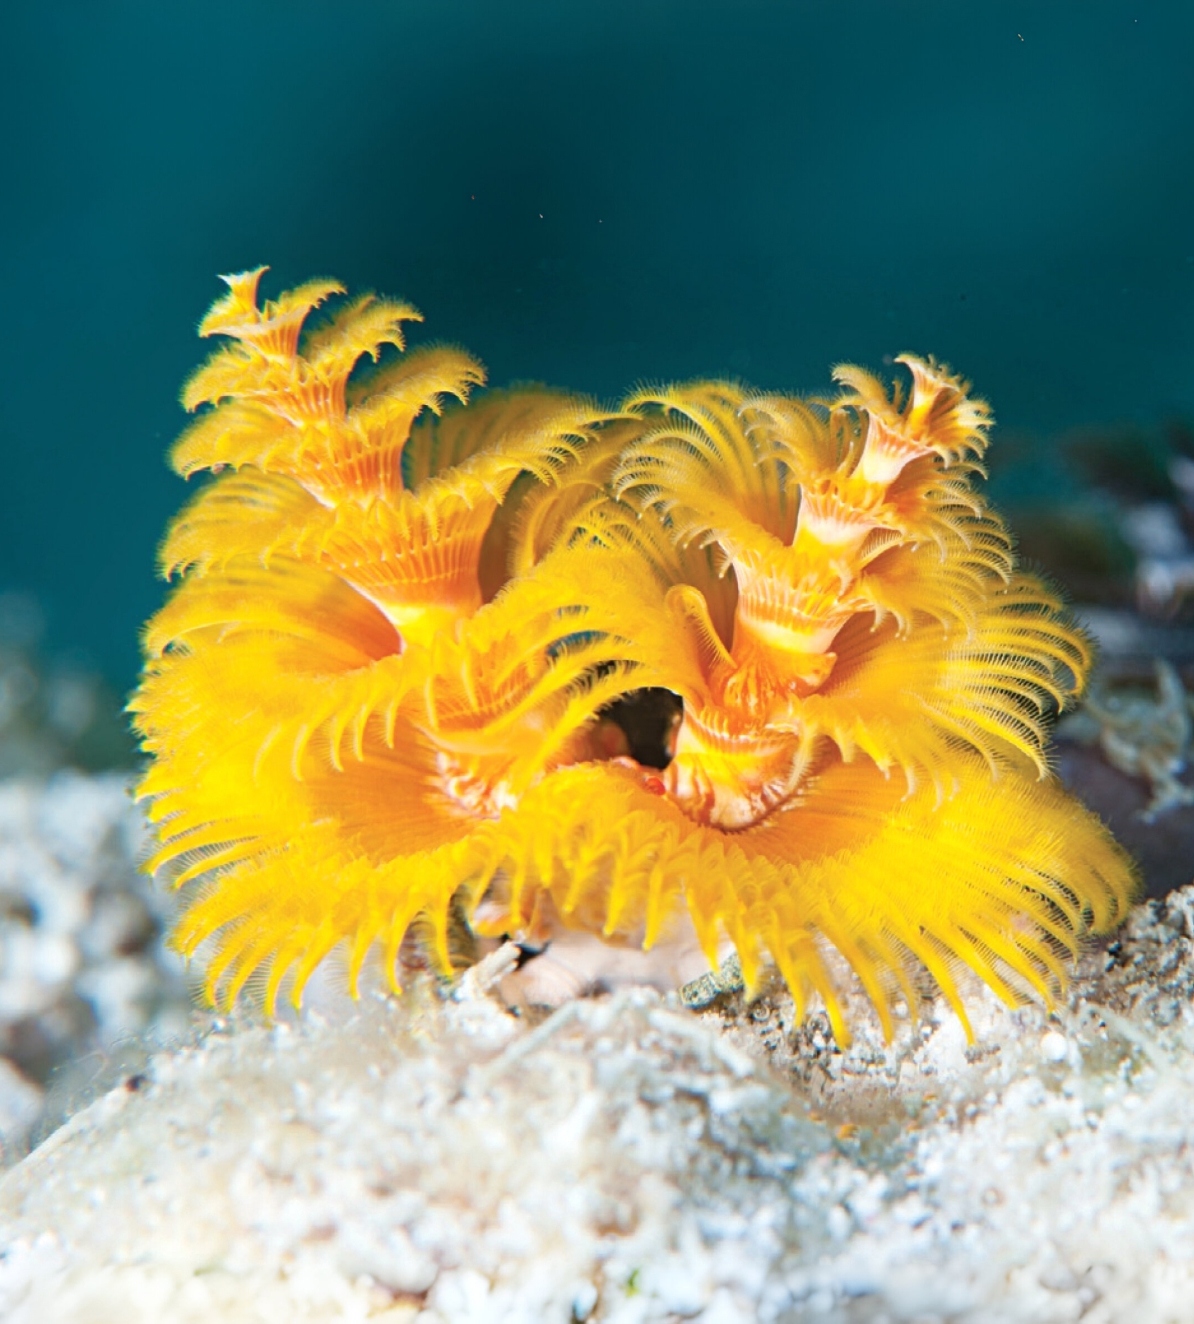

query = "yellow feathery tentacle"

[790,572,1091,790]
[402,385,605,496]
[159,470,323,581]
[473,756,1136,1044]
[174,828,489,1014]
[302,389,614,642]
[616,381,797,562]
[851,511,1013,636]
[190,270,350,368]
[497,416,636,580]
[832,354,993,480]
[141,556,401,666]
[564,496,740,652]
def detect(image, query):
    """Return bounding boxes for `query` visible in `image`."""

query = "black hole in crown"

[596,687,682,770]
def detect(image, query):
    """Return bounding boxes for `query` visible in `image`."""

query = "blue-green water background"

[2,0,1193,692]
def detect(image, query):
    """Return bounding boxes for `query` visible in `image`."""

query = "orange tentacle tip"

[131,271,1139,1044]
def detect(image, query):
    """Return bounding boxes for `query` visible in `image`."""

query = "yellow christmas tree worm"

[132,272,1138,1040]
[132,271,637,1008]
[467,362,1136,1039]
[610,366,1076,823]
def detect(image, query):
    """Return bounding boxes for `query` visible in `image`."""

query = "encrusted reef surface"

[2,889,1194,1322]
[0,773,190,1154]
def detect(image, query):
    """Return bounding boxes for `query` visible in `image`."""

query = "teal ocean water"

[2,0,1192,690]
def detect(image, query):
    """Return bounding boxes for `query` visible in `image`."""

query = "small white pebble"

[1040,1031,1068,1063]
[571,1281,598,1320]
[827,1204,852,1240]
